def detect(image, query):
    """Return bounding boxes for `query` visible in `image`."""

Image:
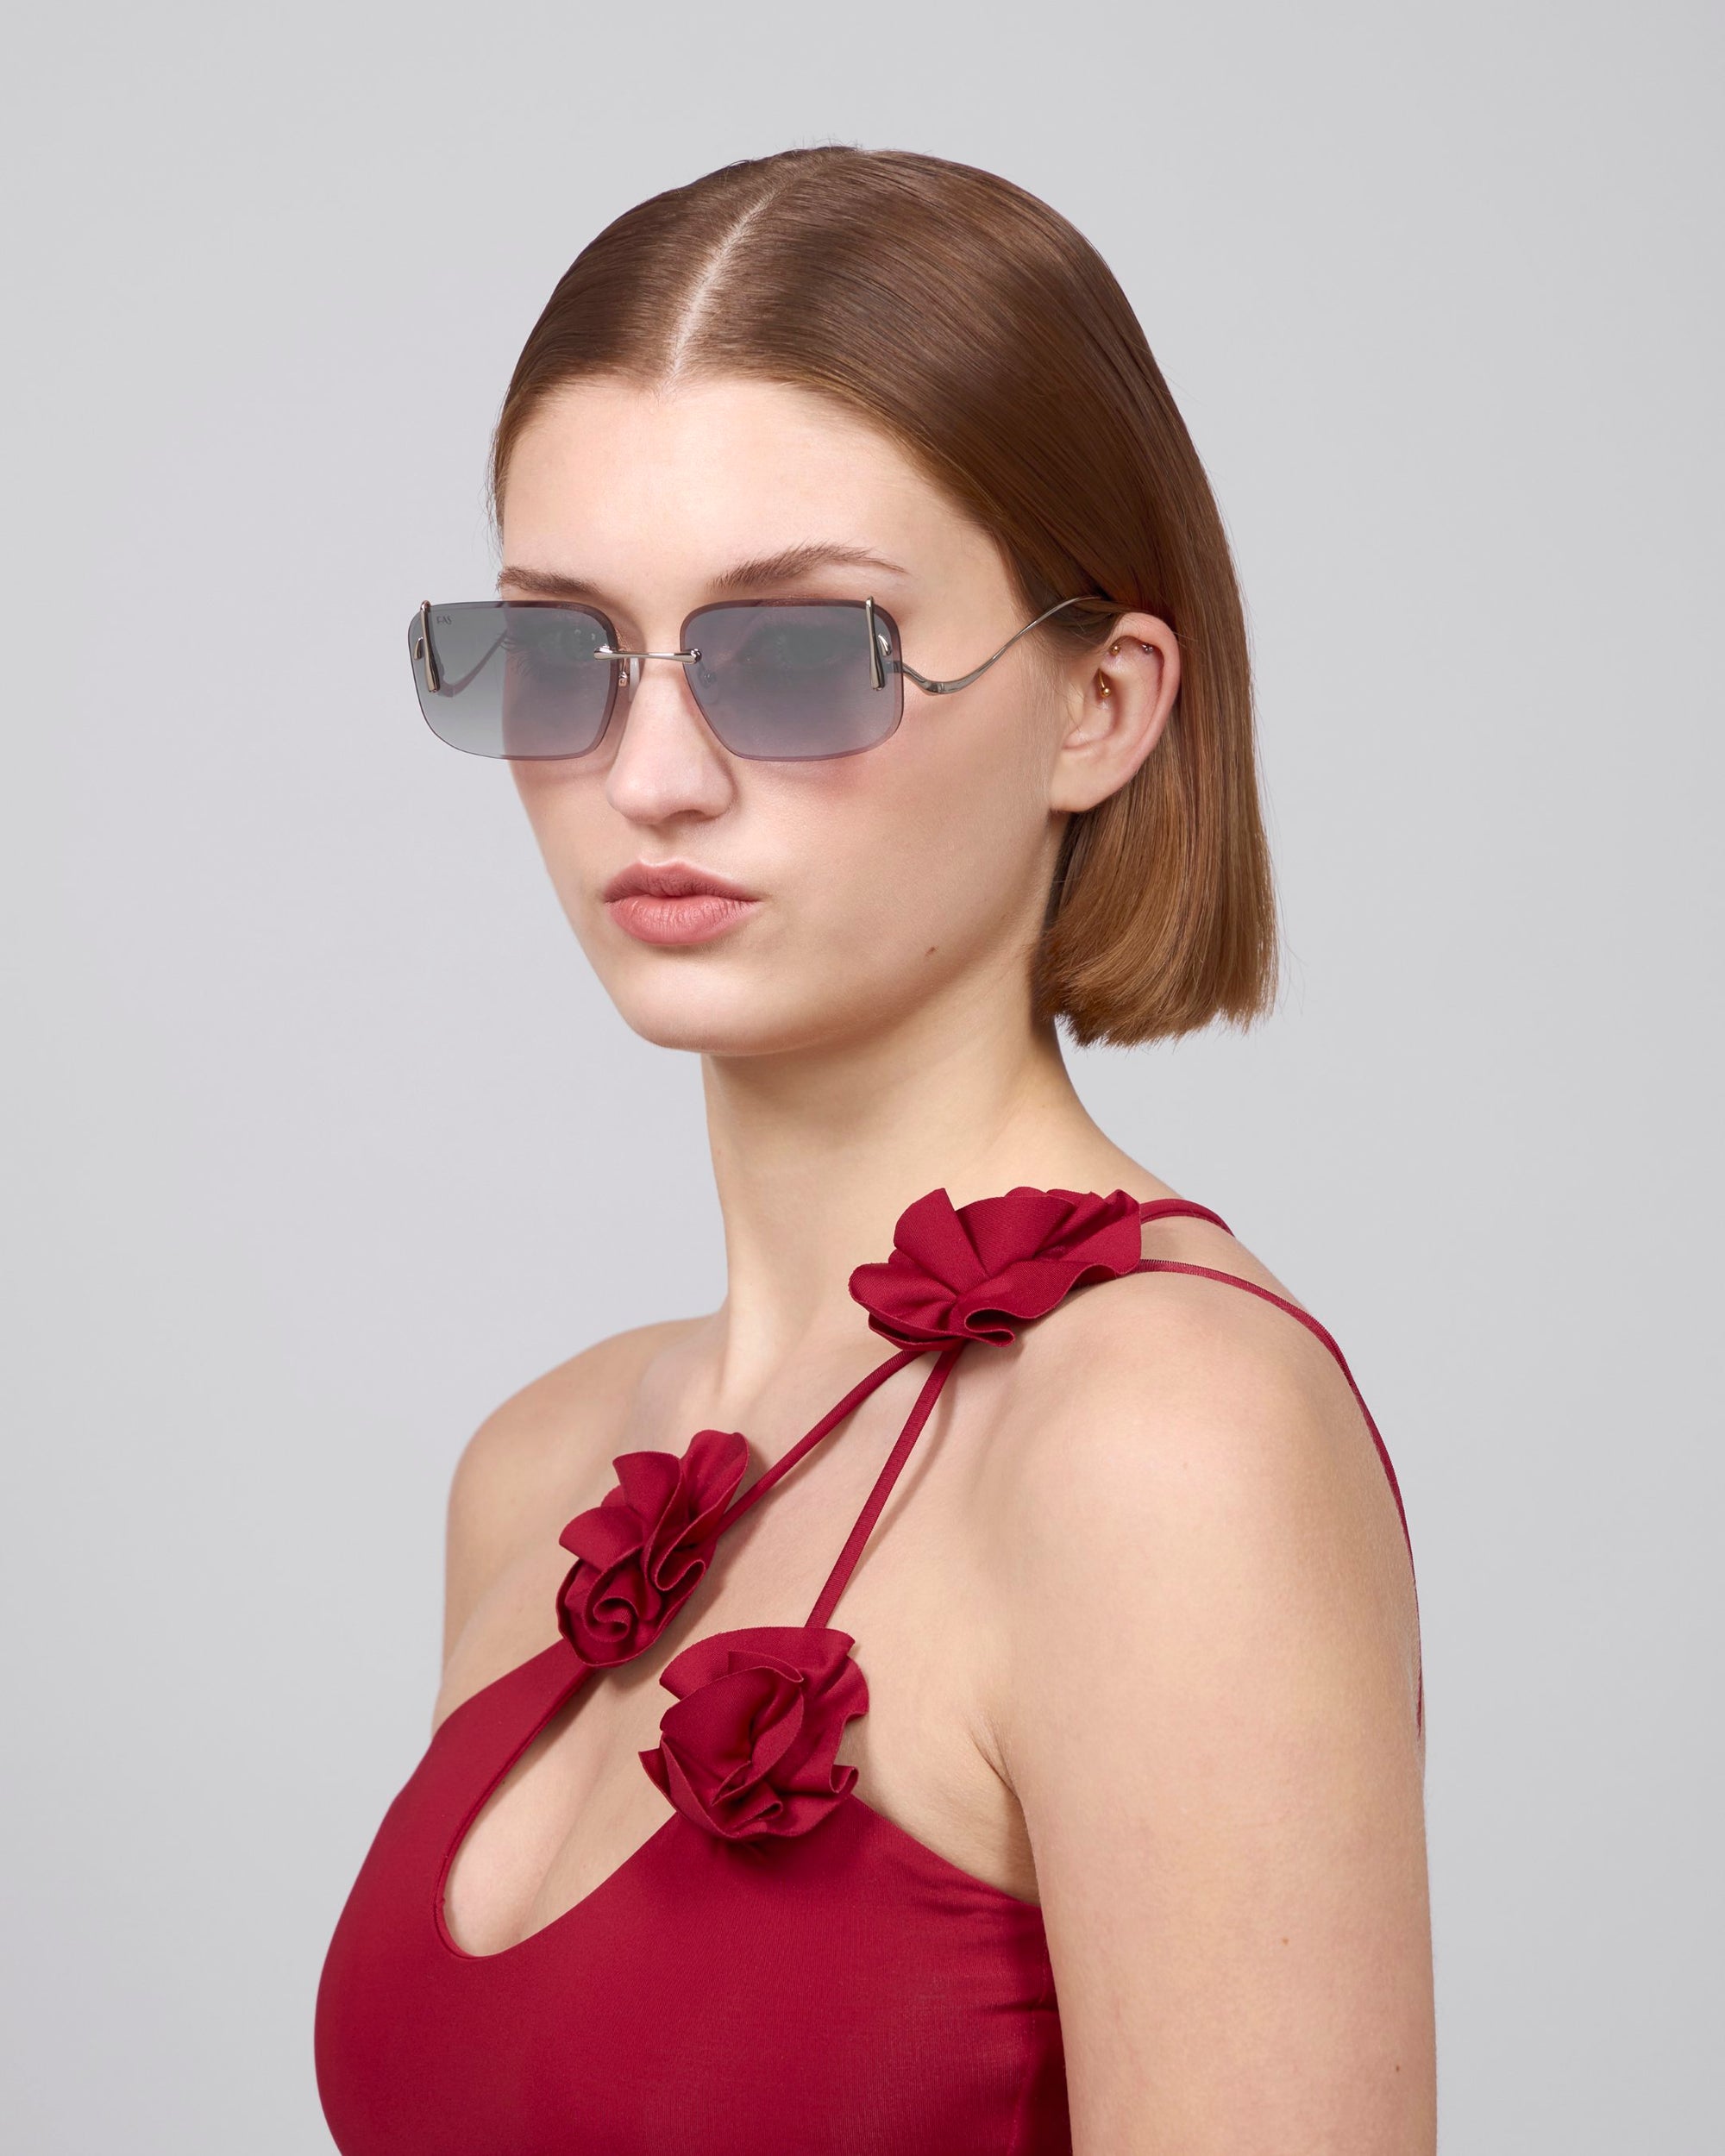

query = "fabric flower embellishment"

[847,1183,1145,1348]
[639,1625,869,1842]
[555,1427,749,1668]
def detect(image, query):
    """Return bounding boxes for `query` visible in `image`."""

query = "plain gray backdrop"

[5,2,1721,2149]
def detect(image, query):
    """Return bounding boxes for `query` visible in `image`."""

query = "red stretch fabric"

[316,1187,1421,2155]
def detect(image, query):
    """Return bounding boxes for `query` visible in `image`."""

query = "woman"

[316,146,1432,2153]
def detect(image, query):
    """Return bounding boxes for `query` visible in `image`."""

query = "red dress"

[315,1187,1420,2154]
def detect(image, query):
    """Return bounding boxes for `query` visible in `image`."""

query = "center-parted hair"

[491,147,1278,1047]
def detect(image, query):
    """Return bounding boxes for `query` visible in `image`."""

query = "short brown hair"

[491,147,1279,1046]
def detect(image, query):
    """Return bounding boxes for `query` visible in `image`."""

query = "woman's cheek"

[814,807,1034,1003]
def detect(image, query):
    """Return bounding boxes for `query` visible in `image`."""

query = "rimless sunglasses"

[409,592,1099,762]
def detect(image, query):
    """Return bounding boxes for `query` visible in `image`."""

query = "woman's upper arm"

[992,1281,1433,2154]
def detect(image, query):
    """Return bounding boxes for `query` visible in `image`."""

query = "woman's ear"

[1049,611,1180,814]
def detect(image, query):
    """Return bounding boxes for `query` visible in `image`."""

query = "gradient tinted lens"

[683,601,902,760]
[409,602,617,758]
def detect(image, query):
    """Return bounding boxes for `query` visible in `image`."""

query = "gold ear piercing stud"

[1101,634,1157,693]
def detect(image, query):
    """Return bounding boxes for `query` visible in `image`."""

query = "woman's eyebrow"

[495,566,605,600]
[709,542,909,592]
[495,542,908,602]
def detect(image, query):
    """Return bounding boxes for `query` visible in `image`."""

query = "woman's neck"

[696,987,1162,1398]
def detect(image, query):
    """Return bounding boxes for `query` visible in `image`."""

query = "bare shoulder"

[439,1315,706,1690]
[981,1213,1422,1741]
[446,1317,701,1554]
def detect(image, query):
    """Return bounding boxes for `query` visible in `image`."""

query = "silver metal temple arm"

[892,596,1095,696]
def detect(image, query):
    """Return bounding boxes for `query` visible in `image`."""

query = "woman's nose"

[603,652,735,824]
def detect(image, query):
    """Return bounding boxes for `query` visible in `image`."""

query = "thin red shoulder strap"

[1140,1196,1235,1234]
[1133,1258,1413,1562]
[718,1344,925,1533]
[1138,1199,1411,1559]
[806,1346,963,1632]
[1134,1250,1424,1733]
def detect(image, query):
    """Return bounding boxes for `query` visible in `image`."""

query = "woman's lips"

[605,890,761,945]
[602,860,762,946]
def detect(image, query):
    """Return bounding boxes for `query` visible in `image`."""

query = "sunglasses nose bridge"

[592,643,701,702]
[605,646,725,767]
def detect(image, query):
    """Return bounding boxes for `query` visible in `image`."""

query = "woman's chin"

[601,969,893,1061]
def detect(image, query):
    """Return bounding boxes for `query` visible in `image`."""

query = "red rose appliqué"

[555,1426,749,1668]
[639,1625,869,1842]
[847,1183,1145,1348]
